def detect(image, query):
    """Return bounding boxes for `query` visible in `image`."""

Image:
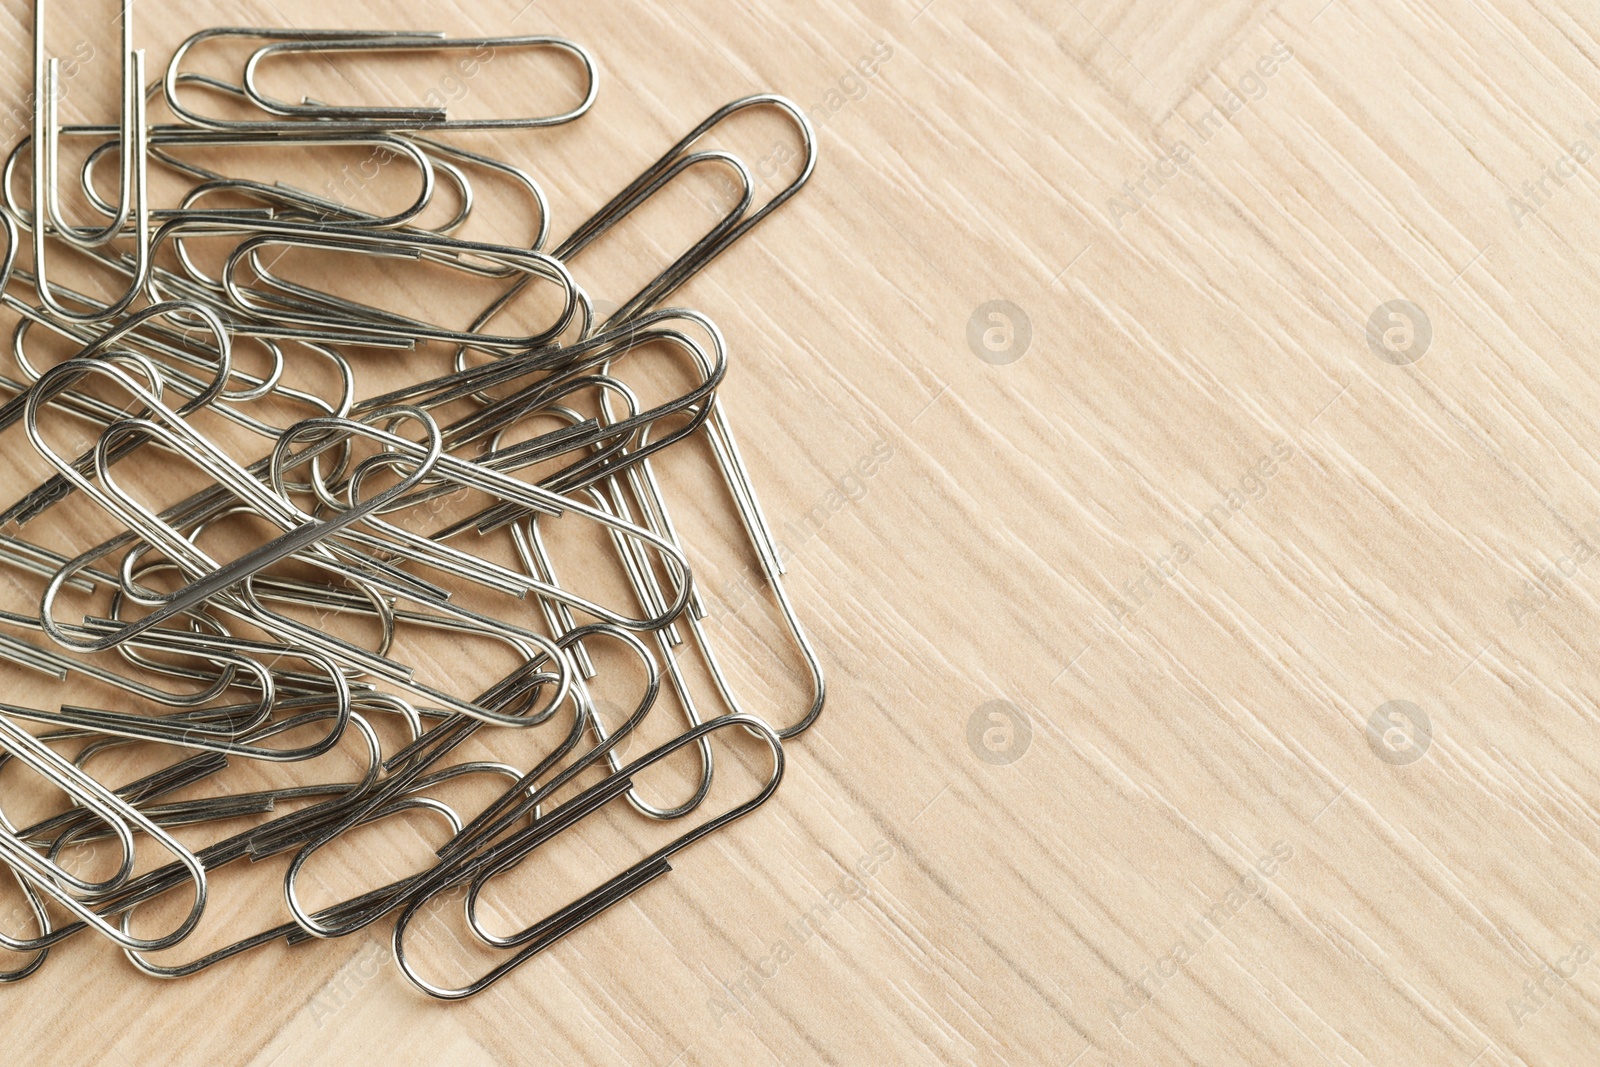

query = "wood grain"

[3,0,1600,1063]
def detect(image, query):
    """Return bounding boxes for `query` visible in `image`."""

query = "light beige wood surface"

[4,0,1600,1064]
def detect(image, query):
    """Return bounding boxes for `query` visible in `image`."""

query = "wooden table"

[4,0,1600,1063]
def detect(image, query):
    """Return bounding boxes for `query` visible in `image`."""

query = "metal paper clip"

[31,0,151,321]
[244,36,597,130]
[392,714,783,999]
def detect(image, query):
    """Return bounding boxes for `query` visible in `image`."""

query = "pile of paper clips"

[0,13,823,1000]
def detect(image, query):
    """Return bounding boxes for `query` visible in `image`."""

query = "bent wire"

[243,36,598,130]
[0,10,825,999]
[391,714,783,999]
[31,0,151,321]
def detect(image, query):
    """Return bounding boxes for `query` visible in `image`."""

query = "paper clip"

[391,714,782,999]
[30,0,151,321]
[244,35,598,130]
